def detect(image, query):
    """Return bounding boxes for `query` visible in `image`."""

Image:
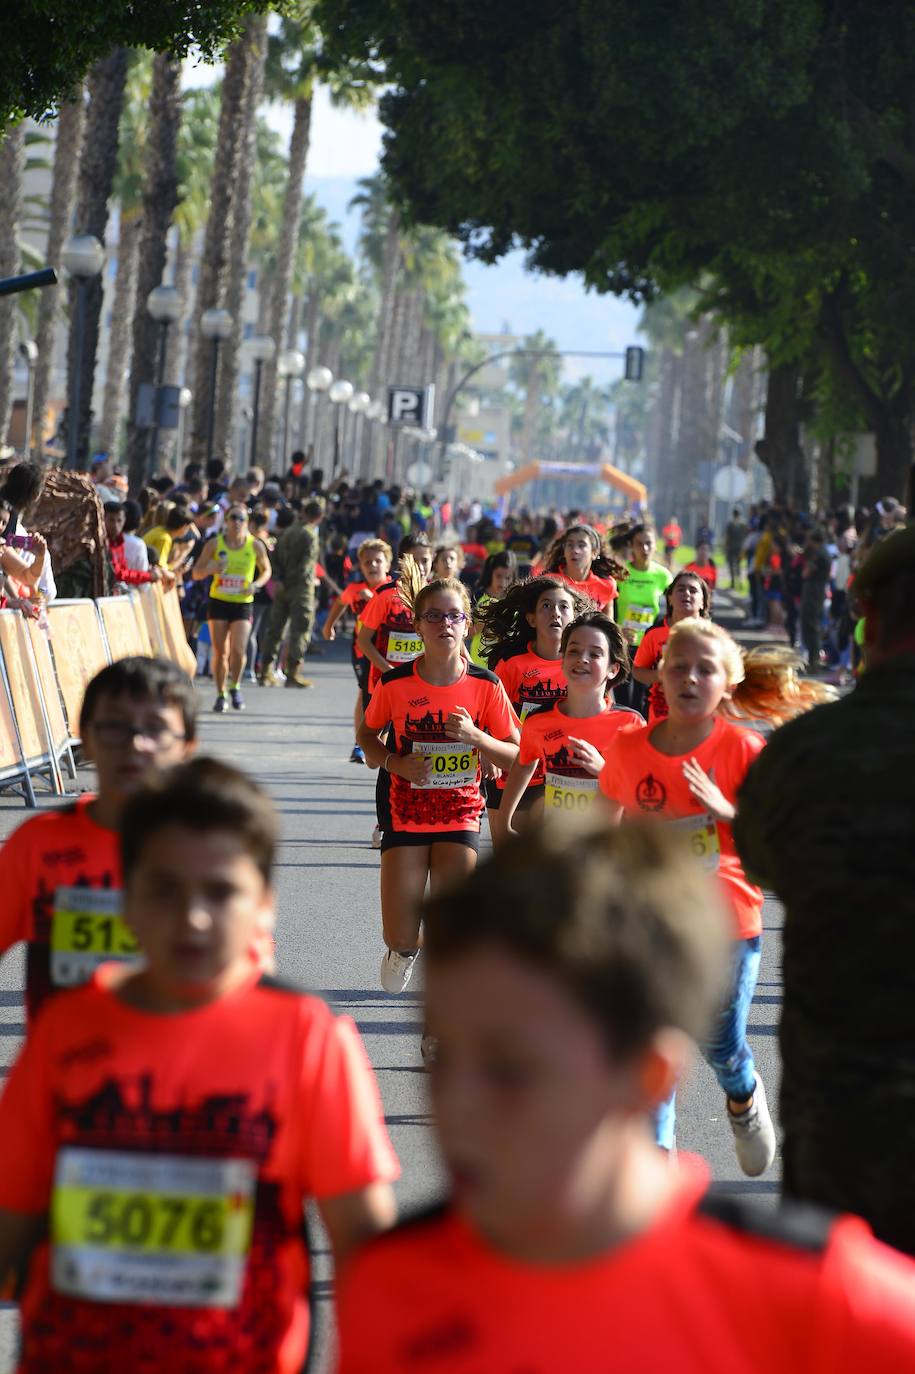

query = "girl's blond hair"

[398,553,472,624]
[660,620,835,726]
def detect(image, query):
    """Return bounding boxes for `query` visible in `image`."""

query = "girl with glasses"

[192,506,272,713]
[356,559,520,1055]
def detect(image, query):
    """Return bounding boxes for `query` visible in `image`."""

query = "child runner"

[685,540,718,589]
[0,758,398,1373]
[432,543,465,582]
[468,550,517,665]
[477,577,589,834]
[323,538,393,764]
[543,523,625,613]
[615,522,672,649]
[355,558,519,1036]
[494,612,640,842]
[632,570,710,724]
[336,816,915,1373]
[599,620,833,1170]
[192,503,272,713]
[0,657,197,1027]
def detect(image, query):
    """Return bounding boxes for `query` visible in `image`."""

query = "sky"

[182,64,643,386]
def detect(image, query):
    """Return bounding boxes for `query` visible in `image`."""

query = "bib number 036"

[411,741,479,789]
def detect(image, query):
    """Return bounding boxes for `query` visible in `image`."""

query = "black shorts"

[380,829,480,854]
[208,598,254,624]
[483,779,545,812]
[352,652,371,710]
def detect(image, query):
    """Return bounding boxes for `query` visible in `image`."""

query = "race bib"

[217,574,248,595]
[411,740,479,789]
[623,605,656,634]
[669,813,721,871]
[51,1148,256,1309]
[544,772,598,811]
[51,887,141,987]
[387,633,423,663]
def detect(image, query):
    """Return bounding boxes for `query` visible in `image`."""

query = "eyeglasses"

[227,512,247,522]
[90,721,187,748]
[417,610,467,625]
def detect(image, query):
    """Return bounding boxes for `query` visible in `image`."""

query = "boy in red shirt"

[336,817,915,1373]
[0,758,398,1373]
[0,657,198,1025]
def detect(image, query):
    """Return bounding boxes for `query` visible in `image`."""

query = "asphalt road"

[0,625,783,1370]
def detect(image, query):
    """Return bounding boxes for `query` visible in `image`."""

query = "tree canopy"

[1,1,271,121]
[317,0,915,494]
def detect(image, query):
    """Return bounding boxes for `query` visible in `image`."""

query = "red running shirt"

[554,568,618,610]
[518,703,641,814]
[684,560,718,588]
[494,648,567,787]
[336,1156,915,1374]
[0,796,132,1025]
[632,622,671,724]
[358,579,423,690]
[364,660,517,833]
[338,580,374,658]
[599,716,766,938]
[0,968,398,1374]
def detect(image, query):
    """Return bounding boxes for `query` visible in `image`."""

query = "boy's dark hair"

[165,507,192,530]
[275,507,296,531]
[303,498,325,521]
[560,611,631,684]
[80,657,198,741]
[122,498,143,533]
[205,458,226,482]
[103,500,124,516]
[2,460,45,512]
[423,815,729,1058]
[122,758,277,885]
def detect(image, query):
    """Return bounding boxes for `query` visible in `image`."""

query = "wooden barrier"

[46,600,111,742]
[153,584,196,679]
[97,595,149,663]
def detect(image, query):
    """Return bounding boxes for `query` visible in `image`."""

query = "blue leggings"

[655,936,761,1150]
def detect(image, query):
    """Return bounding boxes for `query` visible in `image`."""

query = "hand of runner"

[444,706,480,747]
[480,758,501,782]
[682,757,736,822]
[323,623,336,641]
[566,736,606,777]
[393,752,433,785]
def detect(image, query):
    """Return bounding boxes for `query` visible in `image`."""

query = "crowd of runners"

[0,452,912,1370]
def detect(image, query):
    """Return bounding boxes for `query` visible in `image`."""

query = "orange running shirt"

[518,703,641,814]
[0,968,398,1374]
[632,623,671,723]
[358,579,422,689]
[338,580,374,658]
[0,795,134,1024]
[365,660,517,833]
[336,1158,915,1374]
[494,649,567,788]
[554,569,618,610]
[684,560,718,588]
[599,716,766,938]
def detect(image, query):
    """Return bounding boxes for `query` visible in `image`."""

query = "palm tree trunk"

[97,214,142,458]
[33,92,85,460]
[187,17,262,467]
[0,123,25,445]
[124,53,182,494]
[364,213,401,477]
[260,92,312,466]
[213,14,268,469]
[67,48,129,469]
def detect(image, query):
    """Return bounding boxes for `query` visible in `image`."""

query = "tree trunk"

[213,14,268,470]
[868,410,914,506]
[260,93,312,466]
[364,213,401,478]
[187,18,260,467]
[754,360,809,507]
[165,236,192,389]
[0,123,25,445]
[67,48,129,469]
[33,92,85,459]
[124,53,182,495]
[97,214,141,458]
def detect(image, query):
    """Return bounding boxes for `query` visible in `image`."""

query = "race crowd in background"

[0,445,912,1370]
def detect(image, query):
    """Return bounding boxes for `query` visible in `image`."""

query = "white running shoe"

[727,1073,777,1177]
[371,825,383,849]
[380,948,418,994]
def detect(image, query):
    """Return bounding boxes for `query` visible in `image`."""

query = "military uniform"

[259,522,319,680]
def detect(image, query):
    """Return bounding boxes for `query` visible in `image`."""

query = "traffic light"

[624,346,645,382]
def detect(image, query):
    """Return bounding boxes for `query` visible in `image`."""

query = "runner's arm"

[493,757,538,840]
[251,540,272,590]
[632,665,659,687]
[356,622,391,677]
[323,594,348,640]
[355,719,431,784]
[444,706,519,771]
[0,1210,44,1285]
[191,538,219,579]
[319,1182,396,1269]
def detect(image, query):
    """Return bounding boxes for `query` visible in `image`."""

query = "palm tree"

[0,122,25,444]
[97,53,152,459]
[510,330,561,465]
[32,91,85,460]
[168,84,220,393]
[66,46,129,468]
[187,14,266,467]
[559,376,612,461]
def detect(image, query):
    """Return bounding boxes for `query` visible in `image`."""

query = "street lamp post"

[18,340,38,460]
[347,390,371,477]
[61,234,105,470]
[146,283,183,479]
[248,335,276,466]
[276,348,306,471]
[200,307,233,464]
[305,365,333,467]
[328,379,354,480]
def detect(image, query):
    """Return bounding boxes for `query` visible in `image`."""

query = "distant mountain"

[307,174,642,387]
